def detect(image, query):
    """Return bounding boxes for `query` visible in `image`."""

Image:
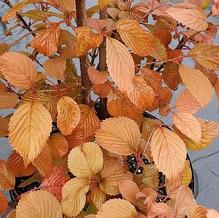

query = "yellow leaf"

[107,89,143,125]
[44,57,66,80]
[174,119,219,150]
[189,43,219,70]
[127,76,155,111]
[117,19,166,60]
[95,117,141,155]
[179,65,213,107]
[0,52,38,89]
[32,144,53,177]
[98,0,109,9]
[31,23,60,56]
[173,112,201,142]
[47,133,69,159]
[76,27,103,56]
[175,89,201,114]
[2,0,37,22]
[166,4,208,31]
[57,96,81,135]
[151,127,187,179]
[68,142,103,178]
[96,199,137,218]
[16,190,62,218]
[7,151,36,177]
[62,178,89,217]
[134,164,159,190]
[182,160,192,186]
[9,102,52,165]
[0,160,15,190]
[0,43,9,55]
[106,37,135,92]
[0,116,8,137]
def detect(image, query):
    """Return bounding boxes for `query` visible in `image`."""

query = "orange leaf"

[0,87,18,109]
[43,57,66,80]
[88,66,108,84]
[32,144,53,177]
[16,190,62,218]
[128,76,155,111]
[48,0,76,13]
[117,19,166,60]
[0,52,38,89]
[47,133,69,159]
[148,202,173,218]
[107,89,143,124]
[151,127,186,179]
[9,102,52,165]
[173,112,201,142]
[106,37,135,92]
[189,43,219,70]
[68,142,103,178]
[57,96,81,135]
[96,199,137,218]
[119,180,140,204]
[7,151,36,177]
[95,117,141,155]
[166,4,208,31]
[90,187,106,209]
[190,206,207,218]
[0,192,8,214]
[0,160,15,190]
[76,27,103,56]
[92,82,111,98]
[179,64,213,107]
[40,166,69,201]
[31,23,60,56]
[175,89,201,114]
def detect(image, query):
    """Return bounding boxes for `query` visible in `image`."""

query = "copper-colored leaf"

[151,127,187,179]
[48,0,76,13]
[106,37,135,92]
[175,89,201,114]
[62,178,89,217]
[179,65,213,107]
[189,43,219,70]
[119,180,140,204]
[44,57,66,80]
[0,192,8,214]
[88,66,108,84]
[190,206,207,218]
[32,144,53,177]
[128,76,155,111]
[117,19,166,60]
[47,133,69,159]
[40,166,69,201]
[95,117,141,155]
[31,24,60,56]
[9,102,52,165]
[166,4,208,31]
[7,151,36,177]
[16,190,62,218]
[0,52,38,89]
[96,199,137,218]
[173,112,201,142]
[57,96,81,135]
[99,154,128,195]
[0,116,8,137]
[92,82,111,98]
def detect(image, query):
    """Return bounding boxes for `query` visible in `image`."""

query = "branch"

[76,0,91,105]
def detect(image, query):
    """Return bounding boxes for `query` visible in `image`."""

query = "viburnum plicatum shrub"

[0,0,219,217]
